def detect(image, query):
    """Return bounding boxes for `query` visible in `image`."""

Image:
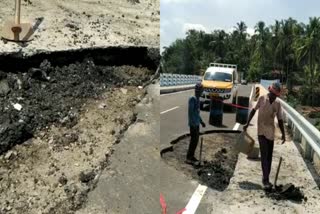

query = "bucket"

[247,147,260,159]
[236,96,249,124]
[209,97,223,126]
[235,131,256,155]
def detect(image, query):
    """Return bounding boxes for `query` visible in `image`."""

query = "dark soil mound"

[161,133,240,191]
[266,183,307,202]
[0,59,153,154]
[197,158,234,191]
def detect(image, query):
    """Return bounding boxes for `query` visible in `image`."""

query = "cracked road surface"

[77,81,160,214]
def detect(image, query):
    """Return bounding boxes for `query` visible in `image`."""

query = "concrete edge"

[160,85,195,94]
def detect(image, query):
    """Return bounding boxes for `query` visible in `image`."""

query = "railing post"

[287,118,293,129]
[313,153,320,175]
[302,136,313,161]
[293,125,301,141]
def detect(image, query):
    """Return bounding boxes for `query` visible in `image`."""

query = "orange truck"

[200,63,239,110]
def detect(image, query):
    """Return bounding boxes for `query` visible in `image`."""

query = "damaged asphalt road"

[0,59,153,154]
[0,56,159,213]
[76,81,160,214]
[162,133,240,192]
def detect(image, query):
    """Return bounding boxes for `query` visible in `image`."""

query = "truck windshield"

[204,72,232,82]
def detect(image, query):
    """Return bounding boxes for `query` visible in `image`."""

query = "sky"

[161,0,320,52]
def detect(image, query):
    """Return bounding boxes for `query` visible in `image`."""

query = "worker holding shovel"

[186,83,206,165]
[243,82,286,190]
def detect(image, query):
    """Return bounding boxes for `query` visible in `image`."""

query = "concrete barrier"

[160,84,195,94]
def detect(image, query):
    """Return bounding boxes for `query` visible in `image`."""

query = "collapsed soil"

[161,133,240,191]
[0,59,155,213]
[0,59,152,154]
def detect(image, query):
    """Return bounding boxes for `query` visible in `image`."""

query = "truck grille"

[204,88,231,93]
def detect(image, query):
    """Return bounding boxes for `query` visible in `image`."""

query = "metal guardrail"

[260,79,320,161]
[160,73,202,87]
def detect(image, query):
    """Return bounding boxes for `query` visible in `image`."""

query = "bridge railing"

[160,73,202,87]
[260,79,320,168]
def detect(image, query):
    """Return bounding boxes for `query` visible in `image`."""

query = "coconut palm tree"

[275,18,298,92]
[209,30,228,60]
[253,21,270,78]
[235,21,247,40]
[302,64,320,105]
[295,17,320,105]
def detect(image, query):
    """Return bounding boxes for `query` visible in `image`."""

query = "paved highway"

[161,85,253,148]
[160,84,253,213]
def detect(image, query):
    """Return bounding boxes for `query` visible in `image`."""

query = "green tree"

[301,64,320,105]
[275,18,298,93]
[295,17,320,105]
[160,18,320,106]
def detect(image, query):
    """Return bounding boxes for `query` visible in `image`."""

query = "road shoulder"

[210,85,320,213]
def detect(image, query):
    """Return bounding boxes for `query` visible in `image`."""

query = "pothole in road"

[161,131,240,191]
[161,131,307,202]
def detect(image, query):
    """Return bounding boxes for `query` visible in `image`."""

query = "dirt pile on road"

[266,184,307,202]
[161,132,239,191]
[197,148,235,191]
[0,59,152,154]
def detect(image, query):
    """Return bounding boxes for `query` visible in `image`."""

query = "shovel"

[273,157,295,194]
[1,0,34,42]
[274,157,282,187]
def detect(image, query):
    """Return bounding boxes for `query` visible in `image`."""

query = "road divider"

[160,73,201,87]
[160,84,196,94]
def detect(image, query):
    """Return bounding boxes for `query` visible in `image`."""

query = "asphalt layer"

[160,85,253,149]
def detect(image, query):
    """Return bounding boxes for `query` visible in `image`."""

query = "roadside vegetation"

[161,17,320,128]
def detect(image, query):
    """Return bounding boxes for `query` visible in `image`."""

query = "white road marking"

[233,123,240,131]
[160,106,179,114]
[160,89,193,96]
[183,184,208,214]
[249,85,254,101]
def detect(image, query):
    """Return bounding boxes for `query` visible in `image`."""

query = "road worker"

[244,82,286,190]
[186,83,206,165]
